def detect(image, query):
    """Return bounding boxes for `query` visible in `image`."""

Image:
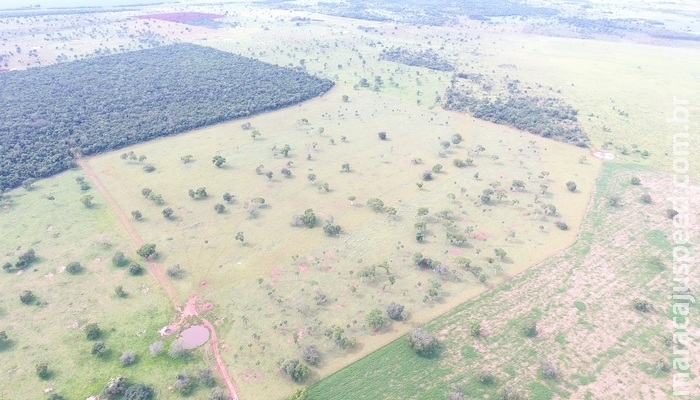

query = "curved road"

[77,158,239,400]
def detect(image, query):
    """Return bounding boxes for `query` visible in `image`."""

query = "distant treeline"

[379,47,454,72]
[0,43,334,190]
[444,86,589,147]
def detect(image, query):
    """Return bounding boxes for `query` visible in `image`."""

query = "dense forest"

[444,85,589,147]
[379,47,454,72]
[0,43,334,190]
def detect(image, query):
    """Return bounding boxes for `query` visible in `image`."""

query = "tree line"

[0,43,334,190]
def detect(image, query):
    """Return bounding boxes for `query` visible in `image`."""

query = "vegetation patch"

[379,47,454,71]
[0,43,333,190]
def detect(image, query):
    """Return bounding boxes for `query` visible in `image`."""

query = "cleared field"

[307,162,700,399]
[0,169,212,399]
[88,80,597,398]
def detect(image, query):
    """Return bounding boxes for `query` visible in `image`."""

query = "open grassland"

[0,170,212,399]
[88,82,597,398]
[307,162,700,399]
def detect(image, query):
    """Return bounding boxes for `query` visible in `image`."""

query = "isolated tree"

[241,122,252,130]
[511,180,525,191]
[141,188,152,198]
[265,171,273,180]
[307,173,316,184]
[555,221,569,230]
[451,133,463,145]
[142,164,155,173]
[166,264,183,278]
[36,362,50,379]
[20,290,35,304]
[162,208,174,219]
[212,155,226,167]
[377,131,387,140]
[112,251,127,267]
[367,198,384,212]
[151,194,164,205]
[129,262,144,276]
[366,309,385,331]
[609,196,621,207]
[342,94,349,102]
[407,328,438,356]
[131,210,142,220]
[566,181,577,192]
[66,261,82,274]
[280,144,292,157]
[281,168,292,178]
[149,341,164,357]
[136,243,156,259]
[494,248,507,260]
[85,323,101,340]
[124,384,154,400]
[633,299,652,312]
[214,203,225,213]
[114,285,127,298]
[301,209,317,228]
[341,163,351,172]
[540,359,558,380]
[324,223,342,236]
[279,359,310,383]
[235,231,245,244]
[222,192,234,203]
[432,164,443,173]
[387,302,405,321]
[91,341,106,356]
[195,187,208,198]
[80,194,94,207]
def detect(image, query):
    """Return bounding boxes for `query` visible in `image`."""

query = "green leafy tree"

[66,261,83,274]
[85,323,101,340]
[494,248,507,260]
[407,328,438,356]
[214,203,225,213]
[20,290,35,304]
[366,198,384,212]
[129,262,144,276]
[366,309,386,331]
[141,188,152,198]
[212,155,226,167]
[91,341,106,356]
[131,210,142,220]
[112,251,127,267]
[124,384,154,400]
[36,362,50,379]
[114,285,127,298]
[162,208,174,219]
[279,359,310,383]
[80,194,94,207]
[136,243,156,259]
[181,154,193,164]
[280,144,292,157]
[566,181,577,192]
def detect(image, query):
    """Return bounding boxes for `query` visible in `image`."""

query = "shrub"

[197,368,215,387]
[633,299,652,312]
[540,359,557,379]
[421,170,433,181]
[366,308,385,331]
[640,193,652,204]
[555,221,568,230]
[432,164,443,173]
[499,385,525,400]
[103,376,128,398]
[280,359,310,383]
[302,345,320,366]
[209,387,231,400]
[112,251,127,266]
[470,321,481,337]
[630,176,641,185]
[85,323,101,340]
[149,341,164,356]
[19,290,35,304]
[174,371,193,395]
[566,181,577,192]
[124,383,154,400]
[120,351,137,367]
[66,261,82,274]
[377,131,387,140]
[386,302,405,321]
[366,198,385,212]
[608,195,621,207]
[523,321,537,337]
[287,388,308,400]
[169,340,188,358]
[48,394,65,400]
[142,164,155,173]
[91,341,106,356]
[407,328,438,356]
[323,223,342,236]
[166,264,183,278]
[36,362,50,379]
[478,370,494,384]
[667,209,679,219]
[301,209,317,228]
[128,262,144,276]
[214,203,226,213]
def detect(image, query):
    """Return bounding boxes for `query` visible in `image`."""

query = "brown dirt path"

[77,157,239,400]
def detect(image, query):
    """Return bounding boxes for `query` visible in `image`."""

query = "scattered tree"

[387,302,405,321]
[103,376,128,398]
[131,210,142,220]
[80,194,94,207]
[136,243,156,259]
[181,154,193,164]
[378,131,387,140]
[366,308,385,331]
[214,203,226,213]
[149,341,164,357]
[640,193,652,204]
[91,341,106,356]
[112,251,127,267]
[666,209,679,219]
[367,198,385,212]
[212,155,226,167]
[523,321,537,337]
[162,208,174,219]
[19,290,35,304]
[114,285,127,298]
[66,261,83,274]
[36,362,50,379]
[124,384,154,400]
[128,262,144,276]
[407,328,439,356]
[566,181,577,192]
[302,345,320,366]
[85,323,101,340]
[540,359,558,380]
[470,321,481,337]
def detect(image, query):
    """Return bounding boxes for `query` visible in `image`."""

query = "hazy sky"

[1,0,170,9]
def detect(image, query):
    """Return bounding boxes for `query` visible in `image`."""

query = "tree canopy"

[0,43,334,190]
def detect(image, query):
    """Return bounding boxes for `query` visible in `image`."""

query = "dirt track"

[77,157,239,400]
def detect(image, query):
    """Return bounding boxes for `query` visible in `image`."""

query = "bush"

[36,362,50,379]
[91,341,106,356]
[209,387,231,400]
[366,198,385,212]
[66,261,82,274]
[421,170,433,181]
[103,376,128,398]
[149,341,164,356]
[169,340,188,358]
[566,181,577,192]
[378,131,387,140]
[470,321,481,337]
[523,321,537,337]
[112,251,127,267]
[540,359,557,379]
[407,328,439,356]
[323,223,342,236]
[630,176,641,185]
[166,264,183,278]
[667,209,679,219]
[174,371,193,395]
[555,220,568,230]
[478,370,494,384]
[124,383,154,400]
[386,302,405,321]
[197,368,215,387]
[47,394,65,400]
[128,262,144,276]
[85,323,101,340]
[640,193,652,204]
[633,299,652,312]
[280,359,310,383]
[19,290,35,304]
[366,308,385,331]
[120,350,137,367]
[302,345,320,366]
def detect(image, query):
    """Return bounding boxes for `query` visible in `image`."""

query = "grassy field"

[307,162,700,399]
[0,170,212,399]
[1,1,698,399]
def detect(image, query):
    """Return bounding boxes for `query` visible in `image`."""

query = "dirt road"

[77,157,239,400]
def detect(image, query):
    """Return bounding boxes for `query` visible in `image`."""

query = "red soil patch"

[472,231,490,240]
[450,248,464,254]
[298,263,309,273]
[200,302,214,312]
[136,12,225,23]
[270,267,281,277]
